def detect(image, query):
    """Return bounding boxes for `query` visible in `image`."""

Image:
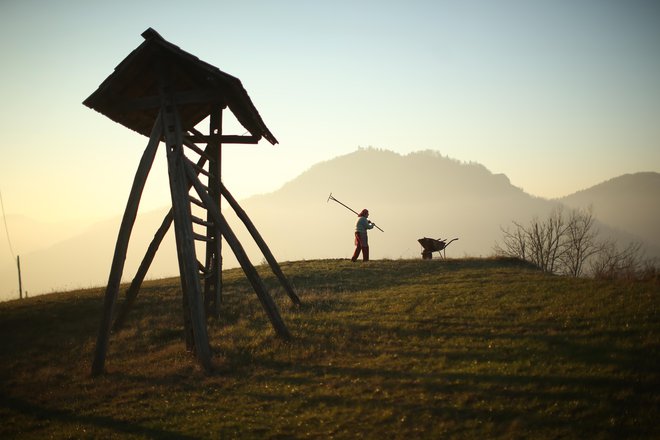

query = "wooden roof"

[83,28,277,145]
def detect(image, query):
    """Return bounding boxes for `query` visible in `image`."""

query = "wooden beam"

[193,232,213,242]
[220,183,301,306]
[162,94,212,373]
[204,107,222,318]
[189,160,210,178]
[218,135,261,144]
[191,214,213,227]
[189,195,205,209]
[91,112,162,376]
[183,138,213,161]
[186,129,261,145]
[184,159,291,340]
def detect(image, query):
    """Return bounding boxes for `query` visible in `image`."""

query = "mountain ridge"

[2,148,657,300]
[558,171,660,249]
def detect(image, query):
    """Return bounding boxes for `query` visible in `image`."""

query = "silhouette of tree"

[494,206,654,279]
[560,206,601,277]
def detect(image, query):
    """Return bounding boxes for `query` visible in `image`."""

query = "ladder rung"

[191,215,213,227]
[193,232,213,242]
[197,260,208,273]
[187,127,207,144]
[197,261,216,279]
[189,195,205,209]
[199,271,215,280]
[183,138,213,161]
[186,158,210,178]
[197,181,209,192]
[200,273,214,280]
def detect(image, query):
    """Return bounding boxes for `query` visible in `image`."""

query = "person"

[351,209,374,262]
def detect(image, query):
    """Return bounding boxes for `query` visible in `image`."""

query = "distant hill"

[2,148,658,300]
[558,172,660,249]
[237,148,556,262]
[239,149,660,265]
[0,209,180,300]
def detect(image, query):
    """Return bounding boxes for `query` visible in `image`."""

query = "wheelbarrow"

[417,237,459,259]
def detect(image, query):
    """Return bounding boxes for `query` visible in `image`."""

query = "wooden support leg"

[183,159,291,340]
[91,115,162,376]
[162,101,212,372]
[204,108,222,318]
[220,183,301,306]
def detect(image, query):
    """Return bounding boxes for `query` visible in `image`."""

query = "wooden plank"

[91,113,162,376]
[220,183,301,306]
[183,160,291,340]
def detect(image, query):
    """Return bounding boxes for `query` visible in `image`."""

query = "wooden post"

[204,107,223,318]
[220,183,301,306]
[161,92,212,372]
[91,114,162,376]
[184,160,291,340]
[17,255,22,300]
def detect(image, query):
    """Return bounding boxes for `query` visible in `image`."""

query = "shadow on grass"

[0,394,196,439]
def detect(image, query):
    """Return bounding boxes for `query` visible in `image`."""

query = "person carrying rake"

[351,209,374,262]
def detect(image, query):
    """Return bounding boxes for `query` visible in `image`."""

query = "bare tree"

[495,206,658,280]
[590,240,645,280]
[494,223,527,261]
[494,207,568,273]
[525,207,568,273]
[560,206,601,277]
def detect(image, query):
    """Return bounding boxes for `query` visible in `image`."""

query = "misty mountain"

[0,208,180,300]
[237,148,555,262]
[2,148,658,301]
[558,172,660,249]
[237,149,660,265]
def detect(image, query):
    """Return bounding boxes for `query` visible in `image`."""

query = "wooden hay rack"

[85,28,299,375]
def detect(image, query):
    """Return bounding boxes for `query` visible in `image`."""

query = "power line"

[0,188,16,259]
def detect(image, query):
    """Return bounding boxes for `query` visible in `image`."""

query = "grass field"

[0,258,658,439]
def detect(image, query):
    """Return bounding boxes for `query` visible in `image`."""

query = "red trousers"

[351,231,369,261]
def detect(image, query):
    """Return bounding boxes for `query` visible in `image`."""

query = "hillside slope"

[1,258,658,439]
[559,172,660,248]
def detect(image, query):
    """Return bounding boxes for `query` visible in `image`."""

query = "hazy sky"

[1,0,659,225]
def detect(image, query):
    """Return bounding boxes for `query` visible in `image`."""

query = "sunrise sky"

[1,0,659,225]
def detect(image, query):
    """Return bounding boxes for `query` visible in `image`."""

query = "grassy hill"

[1,258,658,439]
